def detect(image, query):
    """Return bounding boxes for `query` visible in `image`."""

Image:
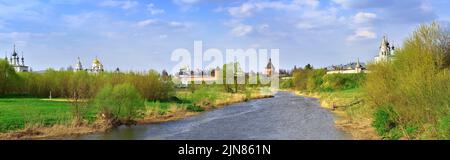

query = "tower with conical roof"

[265,58,275,76]
[21,52,25,66]
[355,58,364,73]
[75,57,83,72]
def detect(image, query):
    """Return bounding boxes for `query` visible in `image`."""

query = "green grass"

[0,98,74,132]
[0,94,196,133]
[318,88,373,121]
[318,88,364,103]
[0,98,101,133]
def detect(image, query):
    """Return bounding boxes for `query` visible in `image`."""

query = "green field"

[0,98,182,133]
[0,99,77,132]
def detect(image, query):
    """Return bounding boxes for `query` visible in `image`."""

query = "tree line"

[0,67,174,101]
[289,67,365,92]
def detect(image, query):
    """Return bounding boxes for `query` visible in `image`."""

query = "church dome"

[266,58,274,69]
[93,58,101,65]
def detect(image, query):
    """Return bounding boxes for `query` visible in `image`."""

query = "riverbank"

[293,89,380,140]
[0,89,273,140]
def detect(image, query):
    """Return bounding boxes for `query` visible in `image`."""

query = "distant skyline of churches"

[3,35,396,75]
[326,35,396,74]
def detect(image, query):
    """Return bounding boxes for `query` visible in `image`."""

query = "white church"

[4,44,30,72]
[74,57,105,73]
[374,35,396,62]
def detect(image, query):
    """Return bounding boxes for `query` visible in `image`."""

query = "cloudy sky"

[0,0,449,72]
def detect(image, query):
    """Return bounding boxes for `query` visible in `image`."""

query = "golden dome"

[92,58,101,65]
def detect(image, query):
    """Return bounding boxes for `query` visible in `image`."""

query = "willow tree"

[0,60,19,96]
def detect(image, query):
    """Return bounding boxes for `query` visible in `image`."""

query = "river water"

[74,92,351,140]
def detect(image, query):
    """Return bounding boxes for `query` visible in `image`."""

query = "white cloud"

[249,43,261,48]
[0,1,48,22]
[347,27,377,42]
[159,34,168,39]
[136,19,158,28]
[147,3,165,15]
[231,23,253,37]
[0,32,65,47]
[173,0,200,5]
[0,32,45,40]
[228,3,255,18]
[352,12,377,24]
[332,0,389,9]
[296,22,315,29]
[100,0,138,10]
[63,12,99,28]
[227,0,318,18]
[295,7,345,30]
[173,0,201,11]
[168,21,190,29]
[332,0,351,8]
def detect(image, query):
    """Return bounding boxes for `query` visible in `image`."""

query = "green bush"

[293,68,363,92]
[280,78,294,89]
[95,83,145,126]
[2,70,174,101]
[293,68,326,91]
[436,113,450,140]
[190,86,220,109]
[321,73,365,91]
[372,106,397,137]
[186,104,204,112]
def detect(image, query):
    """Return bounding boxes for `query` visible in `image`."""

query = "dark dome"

[266,59,274,69]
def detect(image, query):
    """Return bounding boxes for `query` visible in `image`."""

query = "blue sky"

[0,0,449,72]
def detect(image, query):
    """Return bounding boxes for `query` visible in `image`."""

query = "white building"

[326,58,366,74]
[4,44,30,72]
[90,57,104,73]
[374,35,396,62]
[75,57,83,71]
[174,66,221,88]
[73,57,104,73]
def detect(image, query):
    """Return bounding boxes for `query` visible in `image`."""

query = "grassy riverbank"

[295,89,380,140]
[0,87,272,140]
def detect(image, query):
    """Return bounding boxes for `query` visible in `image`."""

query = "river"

[73,92,351,140]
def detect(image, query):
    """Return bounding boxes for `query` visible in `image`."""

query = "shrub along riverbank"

[291,22,449,140]
[365,23,449,140]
